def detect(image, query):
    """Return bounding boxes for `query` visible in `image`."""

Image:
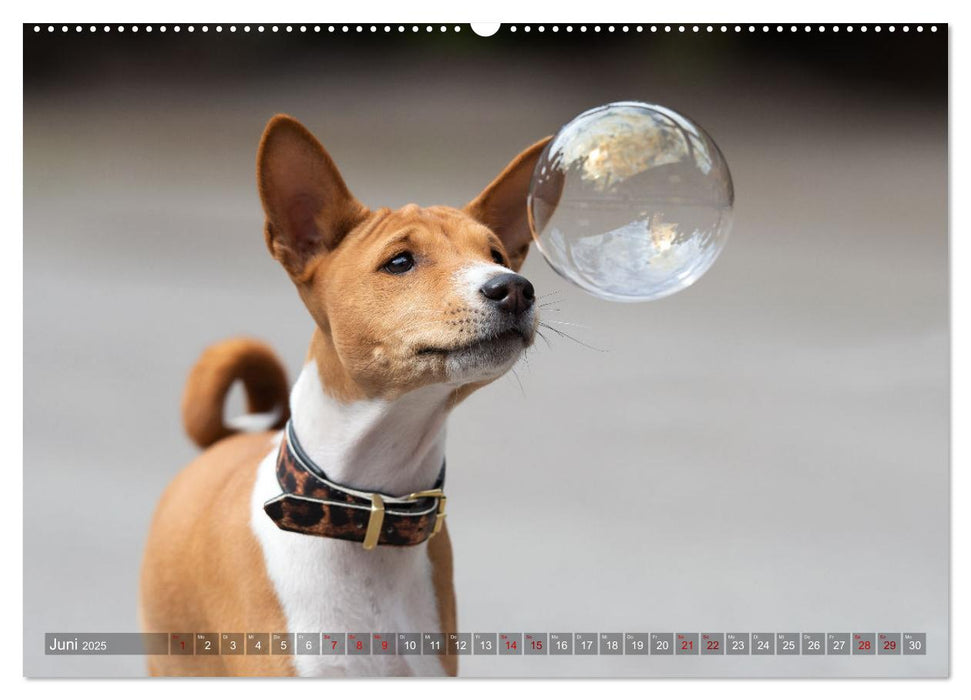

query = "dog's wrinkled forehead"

[332,203,507,276]
[362,204,499,252]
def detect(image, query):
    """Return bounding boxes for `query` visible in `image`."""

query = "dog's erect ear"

[257,115,368,280]
[465,136,552,272]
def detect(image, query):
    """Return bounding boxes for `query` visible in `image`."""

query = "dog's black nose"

[479,273,535,315]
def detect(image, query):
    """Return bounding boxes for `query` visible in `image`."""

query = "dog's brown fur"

[181,338,290,449]
[140,115,549,676]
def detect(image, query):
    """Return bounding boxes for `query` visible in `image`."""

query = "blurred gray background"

[24,25,947,677]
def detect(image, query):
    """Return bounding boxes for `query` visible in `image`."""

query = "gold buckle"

[363,489,446,550]
[362,493,385,550]
[407,489,447,538]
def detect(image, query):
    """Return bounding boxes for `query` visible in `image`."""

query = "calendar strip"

[44,632,926,656]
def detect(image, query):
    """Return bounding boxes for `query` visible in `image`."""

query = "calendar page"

[23,21,948,679]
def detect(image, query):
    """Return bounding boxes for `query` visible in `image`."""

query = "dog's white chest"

[250,442,446,677]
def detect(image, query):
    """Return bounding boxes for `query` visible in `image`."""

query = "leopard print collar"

[263,422,446,549]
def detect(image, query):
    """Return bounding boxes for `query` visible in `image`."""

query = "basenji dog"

[139,114,551,677]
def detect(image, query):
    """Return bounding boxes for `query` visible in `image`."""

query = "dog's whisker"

[534,328,553,350]
[543,319,588,329]
[510,367,526,397]
[538,322,606,352]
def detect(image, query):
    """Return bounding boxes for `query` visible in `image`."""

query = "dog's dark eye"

[491,248,506,266]
[382,252,415,275]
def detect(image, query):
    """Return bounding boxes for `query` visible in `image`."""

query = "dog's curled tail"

[181,337,291,449]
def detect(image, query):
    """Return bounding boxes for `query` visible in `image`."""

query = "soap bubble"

[528,101,733,302]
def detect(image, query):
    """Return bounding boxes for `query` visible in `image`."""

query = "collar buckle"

[407,489,447,538]
[361,489,446,550]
